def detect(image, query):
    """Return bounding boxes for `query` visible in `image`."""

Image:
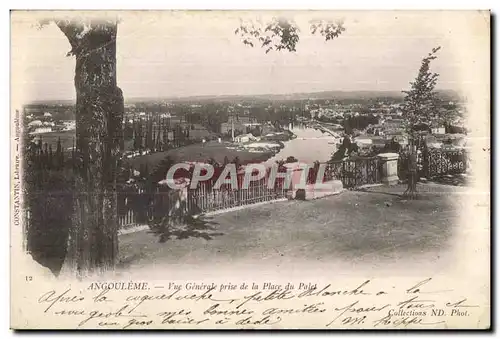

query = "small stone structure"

[377,153,399,185]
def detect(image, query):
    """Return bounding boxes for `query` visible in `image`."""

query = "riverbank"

[125,129,297,170]
[265,127,339,166]
[123,125,340,172]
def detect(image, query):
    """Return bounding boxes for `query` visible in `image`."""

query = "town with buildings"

[23,89,468,165]
[12,10,491,331]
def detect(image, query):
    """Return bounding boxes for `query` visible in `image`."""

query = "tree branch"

[236,17,345,53]
[54,19,86,53]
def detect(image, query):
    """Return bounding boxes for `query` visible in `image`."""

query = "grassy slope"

[124,141,273,169]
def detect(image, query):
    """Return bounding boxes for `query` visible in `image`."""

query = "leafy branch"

[235,17,345,53]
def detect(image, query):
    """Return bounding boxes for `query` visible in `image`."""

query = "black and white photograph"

[10,10,490,329]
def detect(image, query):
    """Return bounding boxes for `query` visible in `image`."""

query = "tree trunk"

[404,137,418,199]
[59,21,124,276]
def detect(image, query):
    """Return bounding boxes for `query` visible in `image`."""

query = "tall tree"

[132,118,139,149]
[31,15,345,276]
[137,117,144,150]
[401,46,441,198]
[402,46,441,139]
[40,18,124,275]
[162,117,168,149]
[155,117,162,151]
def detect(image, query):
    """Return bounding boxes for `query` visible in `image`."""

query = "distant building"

[220,122,232,135]
[234,133,256,143]
[242,122,261,128]
[62,120,76,131]
[187,124,212,141]
[221,116,252,135]
[27,120,43,127]
[354,136,386,148]
[384,132,409,146]
[30,127,52,134]
[383,118,404,129]
[431,127,446,135]
[424,135,442,148]
[354,137,373,147]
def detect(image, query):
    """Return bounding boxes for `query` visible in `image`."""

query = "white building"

[431,127,446,135]
[28,120,43,127]
[30,127,52,134]
[234,133,256,143]
[354,137,373,146]
[63,121,76,131]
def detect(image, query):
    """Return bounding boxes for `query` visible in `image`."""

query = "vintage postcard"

[10,10,490,329]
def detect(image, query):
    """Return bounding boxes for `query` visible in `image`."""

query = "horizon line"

[25,88,460,105]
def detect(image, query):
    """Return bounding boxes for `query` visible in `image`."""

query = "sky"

[11,11,489,102]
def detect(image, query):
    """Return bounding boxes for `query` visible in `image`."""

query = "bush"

[25,168,74,275]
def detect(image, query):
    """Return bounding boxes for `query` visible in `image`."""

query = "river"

[265,126,340,166]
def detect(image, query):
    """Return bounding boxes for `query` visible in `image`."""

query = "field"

[31,127,284,171]
[29,130,76,152]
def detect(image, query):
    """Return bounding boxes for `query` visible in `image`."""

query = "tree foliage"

[235,17,345,53]
[402,46,441,136]
[401,47,442,198]
[343,114,379,134]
